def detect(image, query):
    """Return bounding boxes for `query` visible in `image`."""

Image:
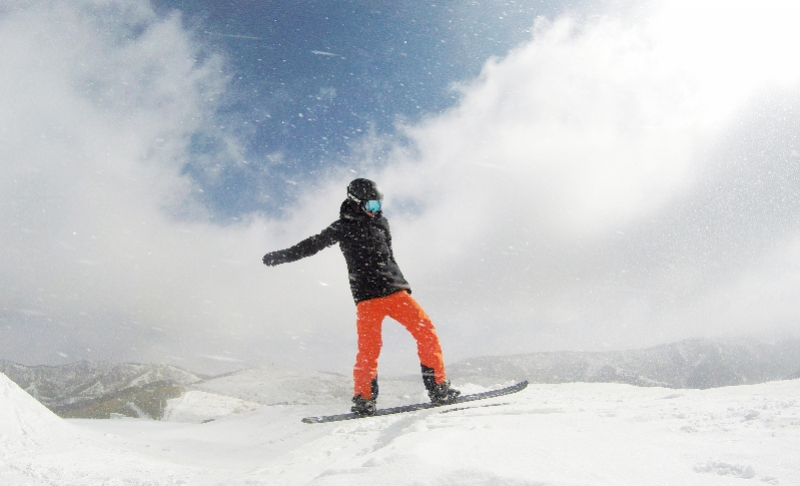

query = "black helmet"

[347,178,383,203]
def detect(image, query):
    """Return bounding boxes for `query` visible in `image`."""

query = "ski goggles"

[364,200,382,213]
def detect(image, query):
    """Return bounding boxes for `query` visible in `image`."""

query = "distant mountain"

[190,338,800,410]
[448,337,800,389]
[4,337,799,420]
[0,360,205,419]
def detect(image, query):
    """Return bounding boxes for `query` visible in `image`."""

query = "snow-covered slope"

[0,370,70,445]
[3,370,799,485]
[192,364,434,408]
[0,372,208,484]
[162,390,262,423]
[193,364,353,405]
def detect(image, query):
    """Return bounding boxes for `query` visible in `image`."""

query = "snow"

[2,371,800,485]
[162,390,262,423]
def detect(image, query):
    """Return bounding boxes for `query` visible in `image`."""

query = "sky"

[1,0,800,376]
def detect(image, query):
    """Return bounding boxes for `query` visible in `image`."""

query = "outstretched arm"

[263,224,340,266]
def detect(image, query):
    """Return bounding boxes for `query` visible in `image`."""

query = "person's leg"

[353,297,386,399]
[384,291,447,385]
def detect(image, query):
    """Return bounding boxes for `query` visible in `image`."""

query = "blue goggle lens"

[364,200,382,213]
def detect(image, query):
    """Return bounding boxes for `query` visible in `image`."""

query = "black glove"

[262,252,280,266]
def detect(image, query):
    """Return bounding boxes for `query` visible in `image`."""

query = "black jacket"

[263,199,411,303]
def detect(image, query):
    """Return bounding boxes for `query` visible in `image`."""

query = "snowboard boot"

[428,380,461,405]
[350,395,377,416]
[421,364,460,405]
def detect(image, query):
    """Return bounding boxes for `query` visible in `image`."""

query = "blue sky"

[152,0,568,218]
[1,0,800,375]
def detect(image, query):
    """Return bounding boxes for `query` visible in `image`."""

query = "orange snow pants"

[354,290,446,399]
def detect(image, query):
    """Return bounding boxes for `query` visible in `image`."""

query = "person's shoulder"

[324,217,346,232]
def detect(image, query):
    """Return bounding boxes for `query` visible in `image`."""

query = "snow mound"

[0,372,72,445]
[1,373,212,484]
[162,390,262,423]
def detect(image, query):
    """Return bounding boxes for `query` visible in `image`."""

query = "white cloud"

[0,0,287,373]
[363,1,800,358]
[2,0,799,377]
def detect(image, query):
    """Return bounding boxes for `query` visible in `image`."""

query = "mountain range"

[0,360,204,419]
[448,337,800,388]
[2,336,799,420]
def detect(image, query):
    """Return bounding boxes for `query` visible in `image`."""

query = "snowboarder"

[262,178,460,415]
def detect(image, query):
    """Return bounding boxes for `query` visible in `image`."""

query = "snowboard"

[302,380,528,424]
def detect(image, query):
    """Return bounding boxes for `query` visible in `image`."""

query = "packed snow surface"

[2,372,799,485]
